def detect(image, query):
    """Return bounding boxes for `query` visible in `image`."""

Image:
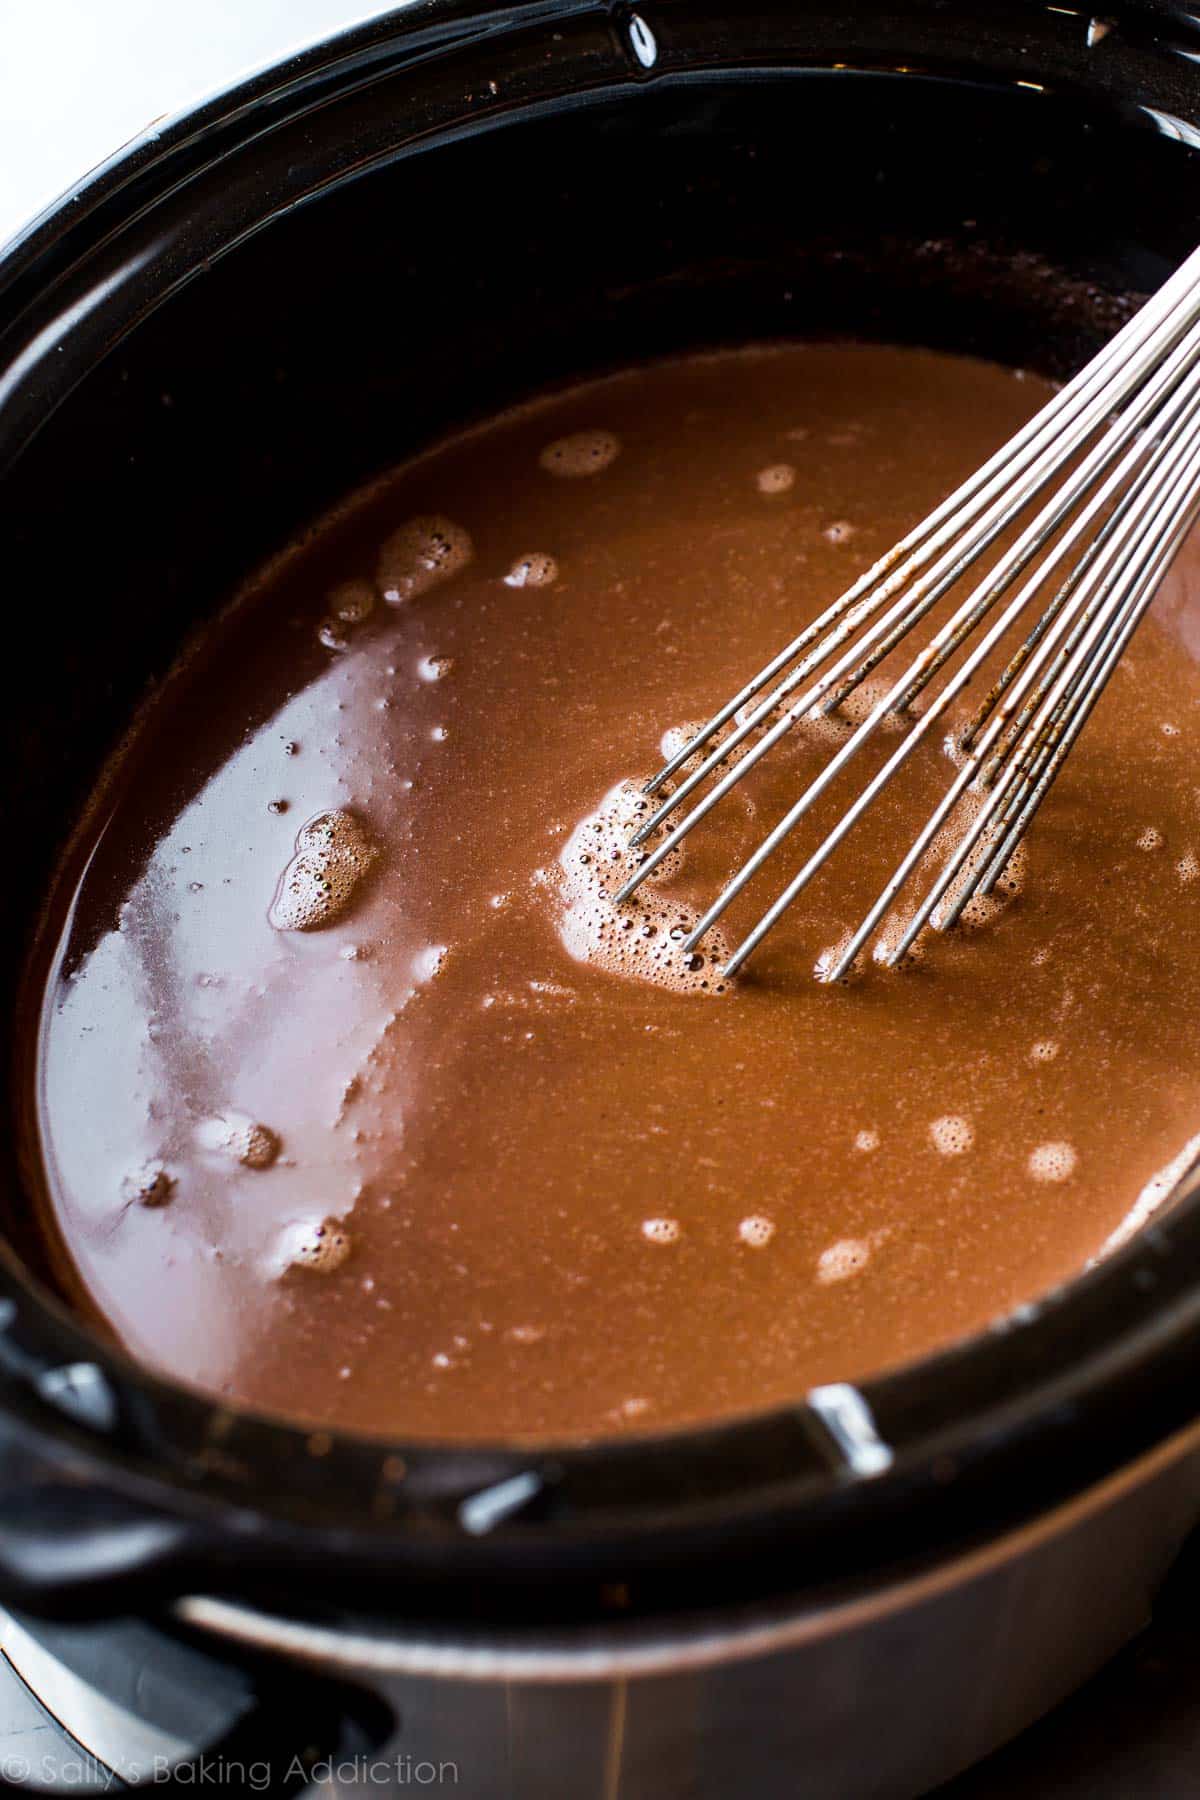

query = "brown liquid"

[29,344,1200,1442]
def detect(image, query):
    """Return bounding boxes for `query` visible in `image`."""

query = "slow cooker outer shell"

[3,0,1200,1626]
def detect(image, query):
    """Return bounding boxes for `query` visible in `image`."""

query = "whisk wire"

[676,329,1200,965]
[639,244,1200,813]
[887,381,1200,961]
[618,244,1200,979]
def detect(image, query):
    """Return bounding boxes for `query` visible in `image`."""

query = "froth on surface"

[642,1217,681,1244]
[1027,1140,1078,1183]
[660,721,707,774]
[317,617,351,652]
[868,791,1027,962]
[197,1113,280,1170]
[504,552,559,589]
[376,515,473,604]
[556,780,731,995]
[817,1239,871,1284]
[831,677,914,733]
[747,676,910,757]
[35,336,1200,1447]
[121,1161,173,1208]
[539,430,621,478]
[660,718,747,780]
[929,1114,974,1156]
[329,579,376,624]
[932,825,1027,933]
[815,933,866,984]
[269,809,379,932]
[280,1218,352,1274]
[756,463,795,495]
[412,944,448,984]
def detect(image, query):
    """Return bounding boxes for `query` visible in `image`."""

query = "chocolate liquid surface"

[29,344,1200,1442]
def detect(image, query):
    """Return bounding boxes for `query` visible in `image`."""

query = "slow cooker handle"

[0,1609,393,1795]
[0,1478,212,1618]
[0,1461,394,1792]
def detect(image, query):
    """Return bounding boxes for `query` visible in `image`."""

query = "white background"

[0,0,397,244]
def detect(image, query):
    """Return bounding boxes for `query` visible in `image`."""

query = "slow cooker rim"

[5,0,1200,1623]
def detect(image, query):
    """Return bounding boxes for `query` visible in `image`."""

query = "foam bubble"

[817,1238,871,1283]
[872,918,927,969]
[1162,721,1181,737]
[412,944,448,983]
[929,1114,974,1156]
[642,1217,681,1244]
[1028,1140,1078,1183]
[317,617,351,652]
[854,1129,880,1153]
[941,836,1025,922]
[1029,1039,1060,1064]
[835,678,913,732]
[989,840,1027,899]
[377,515,472,604]
[507,1324,545,1346]
[1137,826,1163,851]
[660,719,746,779]
[660,721,704,767]
[959,891,1002,932]
[282,1218,352,1274]
[556,780,731,995]
[198,1114,280,1169]
[823,520,856,544]
[417,654,453,682]
[753,676,909,757]
[269,809,379,931]
[539,430,620,478]
[528,979,576,1000]
[756,463,795,495]
[734,693,802,735]
[815,933,866,984]
[738,1214,775,1247]
[122,1161,173,1207]
[329,579,376,624]
[905,798,1028,936]
[1177,851,1199,884]
[504,552,559,589]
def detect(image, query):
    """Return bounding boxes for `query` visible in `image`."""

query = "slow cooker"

[4,2,1200,1793]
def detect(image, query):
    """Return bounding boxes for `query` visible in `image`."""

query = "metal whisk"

[614,244,1200,982]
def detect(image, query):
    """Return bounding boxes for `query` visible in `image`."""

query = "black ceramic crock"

[4,4,1200,1794]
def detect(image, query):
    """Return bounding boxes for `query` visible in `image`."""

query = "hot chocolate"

[28,343,1200,1440]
